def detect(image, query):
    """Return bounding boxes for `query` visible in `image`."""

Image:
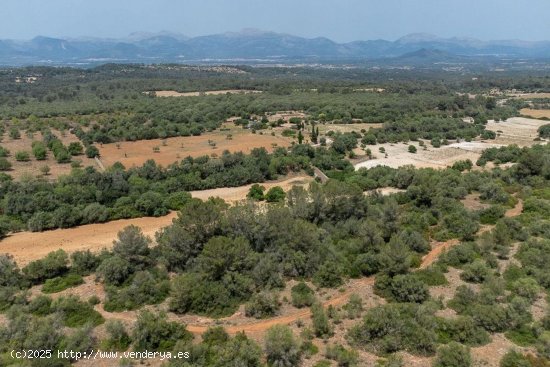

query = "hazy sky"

[2,0,550,42]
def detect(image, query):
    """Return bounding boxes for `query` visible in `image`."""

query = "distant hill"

[1,29,549,66]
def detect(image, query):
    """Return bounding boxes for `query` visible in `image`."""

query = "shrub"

[247,184,266,201]
[342,294,363,319]
[311,303,332,338]
[97,256,132,286]
[435,316,490,346]
[42,273,84,293]
[103,270,170,312]
[28,295,53,316]
[408,145,417,154]
[0,146,10,157]
[22,249,69,284]
[500,350,531,367]
[265,325,302,367]
[245,292,280,319]
[0,254,24,288]
[32,141,47,160]
[85,145,100,158]
[132,310,192,352]
[325,344,359,366]
[478,205,506,225]
[265,186,286,203]
[433,342,471,367]
[67,142,84,156]
[314,261,343,288]
[0,157,12,171]
[291,282,315,308]
[102,320,131,351]
[389,274,429,303]
[15,151,30,161]
[52,295,104,327]
[70,250,100,275]
[460,260,491,283]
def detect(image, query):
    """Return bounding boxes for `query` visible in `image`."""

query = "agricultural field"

[521,108,550,120]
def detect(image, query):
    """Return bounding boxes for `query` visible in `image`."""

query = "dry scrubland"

[355,117,548,170]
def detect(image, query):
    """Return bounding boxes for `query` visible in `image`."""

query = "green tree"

[433,342,471,367]
[265,325,302,367]
[247,184,266,201]
[265,186,286,203]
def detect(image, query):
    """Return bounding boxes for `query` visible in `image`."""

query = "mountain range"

[1,29,550,66]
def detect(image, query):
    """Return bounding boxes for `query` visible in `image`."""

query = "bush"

[67,142,84,156]
[314,261,343,288]
[389,274,429,303]
[85,145,100,158]
[102,320,132,351]
[265,325,302,367]
[342,294,363,319]
[325,344,359,366]
[26,295,53,317]
[32,141,47,160]
[433,342,471,367]
[15,151,30,162]
[500,350,531,367]
[22,249,69,284]
[408,145,417,154]
[311,303,332,338]
[42,273,84,293]
[247,184,265,201]
[103,270,170,312]
[0,157,12,171]
[0,146,10,157]
[52,295,104,327]
[132,310,192,352]
[460,260,491,283]
[478,205,506,225]
[0,254,24,288]
[435,316,490,346]
[97,256,132,286]
[291,282,316,308]
[245,292,280,319]
[70,250,100,275]
[265,186,286,203]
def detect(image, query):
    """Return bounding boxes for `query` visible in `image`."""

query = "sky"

[2,0,550,42]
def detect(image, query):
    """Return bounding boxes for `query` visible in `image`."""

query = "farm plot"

[98,123,293,168]
[151,89,262,97]
[0,130,97,179]
[520,108,550,120]
[355,117,547,170]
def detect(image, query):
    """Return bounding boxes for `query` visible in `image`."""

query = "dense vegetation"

[0,65,550,366]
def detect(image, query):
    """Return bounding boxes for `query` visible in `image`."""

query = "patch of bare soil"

[487,117,549,146]
[151,89,262,97]
[461,193,491,211]
[472,334,529,367]
[521,108,550,120]
[98,123,292,168]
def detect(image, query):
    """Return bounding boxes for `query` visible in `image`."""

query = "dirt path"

[0,175,313,265]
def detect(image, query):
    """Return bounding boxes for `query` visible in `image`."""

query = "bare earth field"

[98,123,293,168]
[0,130,97,179]
[355,117,547,170]
[510,92,550,99]
[0,175,312,265]
[152,89,262,97]
[521,108,550,119]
